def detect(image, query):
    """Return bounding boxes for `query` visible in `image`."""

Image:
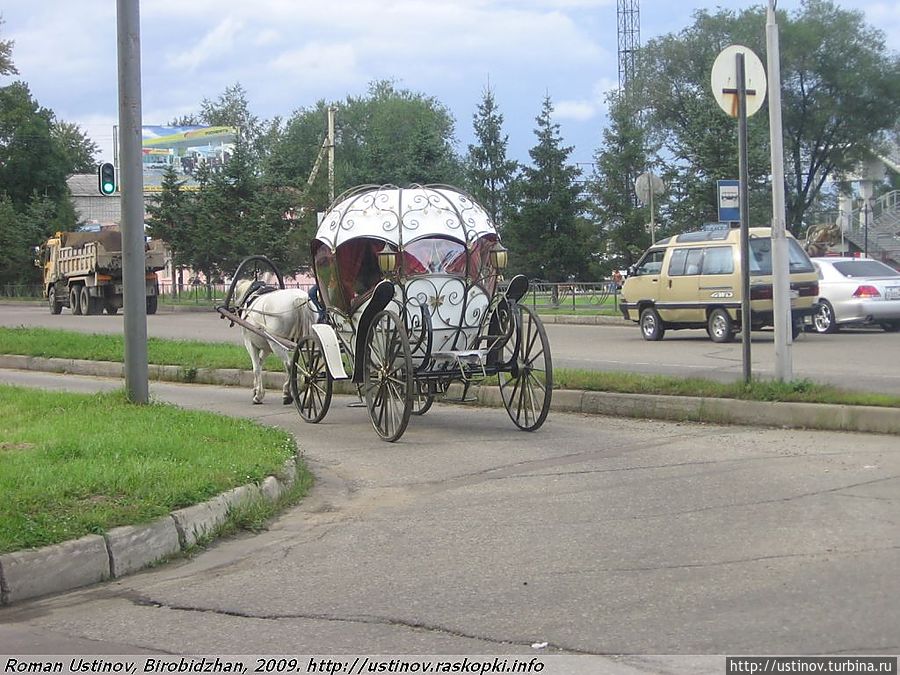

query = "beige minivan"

[620,226,819,342]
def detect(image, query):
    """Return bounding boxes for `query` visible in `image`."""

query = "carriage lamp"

[378,249,398,274]
[490,244,509,270]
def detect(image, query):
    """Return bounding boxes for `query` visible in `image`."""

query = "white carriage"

[222,184,553,442]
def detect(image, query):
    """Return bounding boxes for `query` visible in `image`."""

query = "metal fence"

[509,281,621,312]
[2,280,621,313]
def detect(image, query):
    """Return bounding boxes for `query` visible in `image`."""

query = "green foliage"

[0,17,17,76]
[503,96,588,282]
[638,7,772,231]
[639,0,900,235]
[51,121,99,174]
[0,82,71,208]
[466,85,519,228]
[588,92,653,269]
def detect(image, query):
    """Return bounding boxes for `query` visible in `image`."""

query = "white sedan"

[810,257,900,333]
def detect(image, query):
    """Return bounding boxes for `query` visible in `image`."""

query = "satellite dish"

[635,172,665,206]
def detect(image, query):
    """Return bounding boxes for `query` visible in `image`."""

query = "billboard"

[140,125,237,192]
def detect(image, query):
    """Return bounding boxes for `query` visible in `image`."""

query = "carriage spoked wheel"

[363,310,413,442]
[290,333,333,424]
[411,386,435,416]
[498,304,553,432]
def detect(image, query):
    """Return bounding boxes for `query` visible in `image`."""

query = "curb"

[0,456,299,606]
[2,354,898,436]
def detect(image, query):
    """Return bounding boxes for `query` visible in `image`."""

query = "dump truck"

[35,230,166,315]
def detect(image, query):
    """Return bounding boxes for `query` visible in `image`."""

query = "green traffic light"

[102,182,115,194]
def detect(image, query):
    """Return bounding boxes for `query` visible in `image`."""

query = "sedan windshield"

[831,260,900,278]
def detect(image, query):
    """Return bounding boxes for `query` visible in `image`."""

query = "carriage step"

[431,349,488,382]
[431,350,487,365]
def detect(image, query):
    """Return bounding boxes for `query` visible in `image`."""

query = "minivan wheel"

[813,301,837,334]
[708,308,734,343]
[639,307,665,341]
[881,320,900,333]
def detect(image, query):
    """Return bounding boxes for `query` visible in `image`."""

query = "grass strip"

[2,326,899,409]
[0,384,306,554]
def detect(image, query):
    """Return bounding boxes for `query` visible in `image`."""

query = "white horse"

[234,279,316,405]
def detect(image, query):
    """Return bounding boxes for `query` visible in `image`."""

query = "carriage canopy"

[312,184,503,314]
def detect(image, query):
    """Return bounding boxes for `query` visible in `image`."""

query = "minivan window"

[749,237,815,275]
[668,249,688,276]
[634,249,665,276]
[702,246,734,275]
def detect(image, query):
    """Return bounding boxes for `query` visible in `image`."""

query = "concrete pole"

[767,0,793,381]
[117,0,149,404]
[737,52,752,384]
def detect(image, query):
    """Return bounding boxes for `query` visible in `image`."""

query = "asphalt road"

[3,303,900,395]
[0,369,898,659]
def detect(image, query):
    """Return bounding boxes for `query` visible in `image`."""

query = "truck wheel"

[146,295,158,315]
[80,287,97,315]
[48,286,62,315]
[69,287,82,315]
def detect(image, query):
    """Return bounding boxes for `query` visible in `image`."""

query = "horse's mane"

[233,279,253,308]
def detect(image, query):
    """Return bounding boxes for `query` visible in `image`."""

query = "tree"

[466,84,518,228]
[778,0,900,229]
[1,17,17,76]
[638,8,772,230]
[640,0,900,234]
[52,121,99,174]
[0,82,70,208]
[266,80,465,227]
[146,166,193,295]
[588,91,654,269]
[503,95,587,282]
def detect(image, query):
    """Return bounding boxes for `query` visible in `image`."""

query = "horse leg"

[282,364,293,405]
[245,335,265,404]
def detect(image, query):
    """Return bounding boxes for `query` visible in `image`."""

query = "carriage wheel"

[363,310,413,442]
[290,334,333,423]
[411,390,434,416]
[498,304,553,432]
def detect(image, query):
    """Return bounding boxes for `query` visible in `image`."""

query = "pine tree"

[503,95,587,282]
[466,85,518,228]
[588,91,653,269]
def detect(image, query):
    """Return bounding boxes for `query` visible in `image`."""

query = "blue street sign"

[717,179,740,222]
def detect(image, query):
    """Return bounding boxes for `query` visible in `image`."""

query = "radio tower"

[617,0,640,93]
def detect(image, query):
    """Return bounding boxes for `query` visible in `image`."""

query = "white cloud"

[554,77,617,122]
[166,17,244,71]
[270,43,360,87]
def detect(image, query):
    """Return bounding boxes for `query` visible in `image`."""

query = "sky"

[2,0,898,171]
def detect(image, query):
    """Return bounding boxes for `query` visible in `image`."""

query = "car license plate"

[887,286,900,300]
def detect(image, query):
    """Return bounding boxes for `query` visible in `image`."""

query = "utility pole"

[117,0,149,403]
[767,0,793,381]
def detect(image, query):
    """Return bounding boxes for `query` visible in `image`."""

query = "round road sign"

[711,45,767,118]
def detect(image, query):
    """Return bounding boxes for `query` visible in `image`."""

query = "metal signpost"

[711,45,767,384]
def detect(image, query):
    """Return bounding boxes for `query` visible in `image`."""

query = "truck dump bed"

[56,230,165,277]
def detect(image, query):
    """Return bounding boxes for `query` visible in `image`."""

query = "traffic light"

[98,162,116,195]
